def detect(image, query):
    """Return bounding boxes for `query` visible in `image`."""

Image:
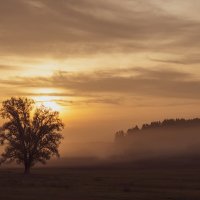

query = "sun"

[42,101,61,111]
[33,96,62,112]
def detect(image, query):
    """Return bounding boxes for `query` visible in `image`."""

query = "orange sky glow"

[1,0,200,156]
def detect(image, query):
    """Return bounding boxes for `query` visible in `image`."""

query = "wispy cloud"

[0,65,25,71]
[1,68,200,100]
[150,54,200,65]
[0,0,200,58]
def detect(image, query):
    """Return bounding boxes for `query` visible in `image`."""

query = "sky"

[1,0,200,153]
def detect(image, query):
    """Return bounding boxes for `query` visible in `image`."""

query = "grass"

[1,162,200,200]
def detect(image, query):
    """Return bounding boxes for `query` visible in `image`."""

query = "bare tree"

[0,97,64,174]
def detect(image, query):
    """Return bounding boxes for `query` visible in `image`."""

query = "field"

[1,160,200,200]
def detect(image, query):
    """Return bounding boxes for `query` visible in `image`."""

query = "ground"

[0,160,200,200]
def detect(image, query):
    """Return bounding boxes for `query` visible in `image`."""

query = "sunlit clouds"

[0,0,200,143]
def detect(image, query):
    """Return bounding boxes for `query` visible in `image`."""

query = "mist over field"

[47,124,200,167]
[1,0,200,199]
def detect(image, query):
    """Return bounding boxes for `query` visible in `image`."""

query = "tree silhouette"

[0,97,64,174]
[127,125,140,135]
[115,130,125,142]
[115,118,200,140]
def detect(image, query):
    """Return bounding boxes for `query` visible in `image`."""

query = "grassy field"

[1,161,200,200]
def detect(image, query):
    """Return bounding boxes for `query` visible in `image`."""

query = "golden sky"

[1,0,200,147]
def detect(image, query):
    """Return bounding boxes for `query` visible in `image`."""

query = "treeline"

[115,118,200,141]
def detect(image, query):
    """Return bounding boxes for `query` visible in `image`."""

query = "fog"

[114,127,200,161]
[1,127,200,168]
[44,126,200,167]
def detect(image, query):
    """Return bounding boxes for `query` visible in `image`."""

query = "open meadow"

[1,159,200,200]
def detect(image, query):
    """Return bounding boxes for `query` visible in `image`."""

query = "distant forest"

[115,118,200,141]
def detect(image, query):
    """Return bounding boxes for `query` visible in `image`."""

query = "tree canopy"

[0,97,64,174]
[115,118,200,140]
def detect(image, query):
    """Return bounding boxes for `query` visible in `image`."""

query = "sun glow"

[33,88,61,95]
[30,87,66,112]
[33,96,62,112]
[42,101,61,111]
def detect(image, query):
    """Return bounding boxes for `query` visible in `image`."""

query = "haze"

[1,0,200,157]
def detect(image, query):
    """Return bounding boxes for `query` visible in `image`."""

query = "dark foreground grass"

[1,162,200,200]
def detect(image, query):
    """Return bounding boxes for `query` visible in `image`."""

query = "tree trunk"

[24,162,31,174]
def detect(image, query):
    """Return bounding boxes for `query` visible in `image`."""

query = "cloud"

[0,65,24,71]
[1,68,200,100]
[0,0,200,57]
[150,54,200,65]
[55,97,122,106]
